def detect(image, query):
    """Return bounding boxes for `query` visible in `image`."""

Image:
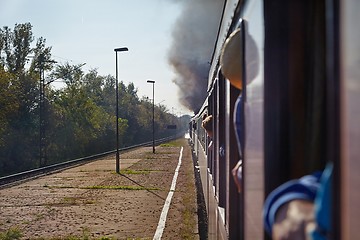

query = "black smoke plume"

[168,0,225,113]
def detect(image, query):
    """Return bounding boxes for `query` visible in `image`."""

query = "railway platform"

[0,137,199,239]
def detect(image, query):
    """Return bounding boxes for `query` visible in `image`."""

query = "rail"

[0,133,185,188]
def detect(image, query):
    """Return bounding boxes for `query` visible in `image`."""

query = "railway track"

[0,134,183,189]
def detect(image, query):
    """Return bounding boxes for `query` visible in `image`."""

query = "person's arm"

[272,199,316,240]
[263,172,322,238]
[232,160,242,193]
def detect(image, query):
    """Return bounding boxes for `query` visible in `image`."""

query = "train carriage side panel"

[241,0,265,239]
[340,0,360,238]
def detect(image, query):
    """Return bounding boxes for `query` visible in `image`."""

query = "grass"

[145,153,157,159]
[34,213,45,221]
[159,143,175,147]
[125,238,151,240]
[159,140,183,147]
[60,197,78,205]
[0,227,22,240]
[0,227,118,240]
[83,185,160,191]
[44,184,160,191]
[119,169,152,175]
[44,184,75,189]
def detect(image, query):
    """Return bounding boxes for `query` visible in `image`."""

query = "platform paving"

[0,138,199,240]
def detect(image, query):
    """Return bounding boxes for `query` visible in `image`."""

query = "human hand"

[231,160,242,193]
[272,200,316,240]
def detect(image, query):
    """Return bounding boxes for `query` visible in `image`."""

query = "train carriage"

[190,0,360,239]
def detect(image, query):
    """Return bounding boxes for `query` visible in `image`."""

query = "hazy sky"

[0,0,194,115]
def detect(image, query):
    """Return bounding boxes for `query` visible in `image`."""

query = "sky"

[0,0,194,115]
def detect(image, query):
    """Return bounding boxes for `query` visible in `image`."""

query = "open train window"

[264,0,328,194]
[263,0,339,239]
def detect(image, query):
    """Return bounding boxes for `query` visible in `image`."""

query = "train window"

[212,83,219,197]
[227,77,242,239]
[217,71,226,209]
[220,18,246,239]
[264,0,328,195]
[263,1,331,239]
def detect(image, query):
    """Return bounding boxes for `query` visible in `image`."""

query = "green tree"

[0,23,55,175]
[47,64,116,160]
[29,36,53,73]
[0,23,183,176]
[2,23,33,73]
[0,69,19,146]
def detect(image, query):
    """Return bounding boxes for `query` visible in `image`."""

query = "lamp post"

[147,80,155,153]
[38,54,57,167]
[114,47,128,173]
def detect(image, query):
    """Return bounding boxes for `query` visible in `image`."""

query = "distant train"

[190,0,360,239]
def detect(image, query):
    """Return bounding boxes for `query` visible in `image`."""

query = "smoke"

[168,0,225,113]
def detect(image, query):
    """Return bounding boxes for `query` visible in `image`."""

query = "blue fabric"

[263,172,322,235]
[311,163,333,240]
[233,94,244,157]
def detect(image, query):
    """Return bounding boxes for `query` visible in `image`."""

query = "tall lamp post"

[38,54,57,167]
[114,47,128,173]
[147,80,155,153]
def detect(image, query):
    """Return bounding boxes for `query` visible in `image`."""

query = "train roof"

[207,0,240,92]
[191,98,208,121]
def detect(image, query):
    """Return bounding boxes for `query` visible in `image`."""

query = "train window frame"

[223,18,245,239]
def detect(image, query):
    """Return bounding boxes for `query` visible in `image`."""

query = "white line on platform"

[153,146,183,240]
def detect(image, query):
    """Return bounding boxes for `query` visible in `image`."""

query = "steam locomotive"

[189,0,360,239]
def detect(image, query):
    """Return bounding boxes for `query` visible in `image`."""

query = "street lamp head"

[147,80,155,83]
[114,47,129,52]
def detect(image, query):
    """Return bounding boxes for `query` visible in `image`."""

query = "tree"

[0,23,55,175]
[0,69,19,146]
[29,37,53,73]
[0,23,183,176]
[2,23,33,73]
[51,62,84,87]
